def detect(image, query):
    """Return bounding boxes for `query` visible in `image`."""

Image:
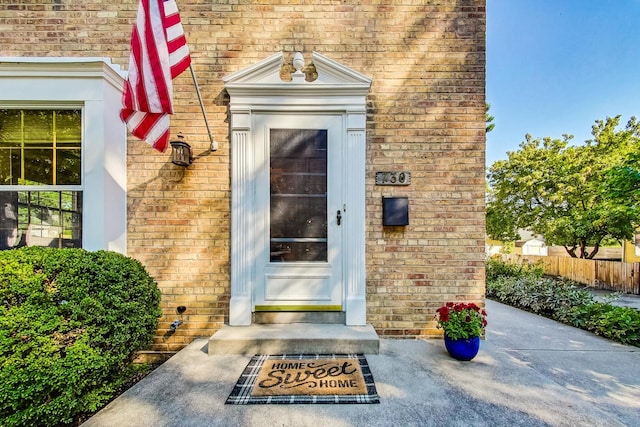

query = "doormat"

[226,354,379,404]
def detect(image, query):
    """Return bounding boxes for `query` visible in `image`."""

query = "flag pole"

[189,64,216,150]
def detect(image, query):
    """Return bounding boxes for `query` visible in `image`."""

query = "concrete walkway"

[83,300,640,427]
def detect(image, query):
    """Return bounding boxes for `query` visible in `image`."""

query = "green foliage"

[486,260,639,347]
[486,204,519,242]
[486,116,640,259]
[487,276,593,316]
[485,103,495,133]
[558,303,640,346]
[604,131,640,217]
[0,247,161,427]
[606,164,640,203]
[485,257,544,282]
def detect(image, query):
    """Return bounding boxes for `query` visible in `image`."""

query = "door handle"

[337,210,342,226]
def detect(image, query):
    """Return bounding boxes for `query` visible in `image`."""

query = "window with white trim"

[0,108,83,249]
[0,57,127,254]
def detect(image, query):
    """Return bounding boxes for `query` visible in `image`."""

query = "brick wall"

[1,0,486,351]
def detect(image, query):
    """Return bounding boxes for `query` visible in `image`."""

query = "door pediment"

[223,52,371,110]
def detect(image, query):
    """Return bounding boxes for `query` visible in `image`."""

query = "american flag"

[120,0,191,152]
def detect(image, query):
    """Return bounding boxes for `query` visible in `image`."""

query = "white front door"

[253,114,344,311]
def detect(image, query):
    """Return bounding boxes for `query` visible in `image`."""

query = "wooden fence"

[500,254,640,295]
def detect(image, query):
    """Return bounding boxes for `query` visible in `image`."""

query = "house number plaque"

[375,171,411,186]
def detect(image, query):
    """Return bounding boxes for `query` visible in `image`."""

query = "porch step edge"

[253,311,346,324]
[207,323,379,355]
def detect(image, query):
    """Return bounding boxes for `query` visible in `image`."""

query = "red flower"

[436,306,450,322]
[435,301,488,340]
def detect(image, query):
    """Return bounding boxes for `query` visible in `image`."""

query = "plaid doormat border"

[226,354,380,404]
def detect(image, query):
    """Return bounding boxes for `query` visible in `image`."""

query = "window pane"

[270,241,327,262]
[23,149,53,185]
[56,149,81,185]
[23,110,53,145]
[0,191,18,249]
[0,190,82,250]
[271,197,327,238]
[56,110,82,145]
[0,149,20,185]
[0,110,22,148]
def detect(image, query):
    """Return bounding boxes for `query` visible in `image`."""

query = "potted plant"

[435,302,487,361]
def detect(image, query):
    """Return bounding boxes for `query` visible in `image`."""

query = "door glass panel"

[270,129,327,262]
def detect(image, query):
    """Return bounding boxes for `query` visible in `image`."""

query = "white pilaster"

[229,111,253,325]
[345,112,367,325]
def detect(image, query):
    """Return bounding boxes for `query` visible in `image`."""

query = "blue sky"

[486,0,640,167]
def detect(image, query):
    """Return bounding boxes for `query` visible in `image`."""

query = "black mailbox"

[382,196,409,226]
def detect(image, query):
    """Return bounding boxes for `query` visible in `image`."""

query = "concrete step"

[207,323,380,355]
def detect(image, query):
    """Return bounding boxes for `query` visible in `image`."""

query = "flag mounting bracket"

[189,64,217,152]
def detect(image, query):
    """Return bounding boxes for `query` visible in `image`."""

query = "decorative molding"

[311,52,372,85]
[222,52,285,85]
[225,52,370,325]
[223,51,371,113]
[0,57,125,90]
[347,112,366,131]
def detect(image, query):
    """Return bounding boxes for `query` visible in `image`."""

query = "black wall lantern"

[170,133,193,167]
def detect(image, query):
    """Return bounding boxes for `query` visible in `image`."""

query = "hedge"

[0,247,161,427]
[487,258,640,347]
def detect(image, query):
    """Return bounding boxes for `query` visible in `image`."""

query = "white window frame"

[0,57,127,253]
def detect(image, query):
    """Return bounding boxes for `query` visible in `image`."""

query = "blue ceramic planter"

[444,335,480,361]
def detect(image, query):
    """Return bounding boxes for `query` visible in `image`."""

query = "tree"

[486,103,495,134]
[604,134,640,206]
[486,116,640,259]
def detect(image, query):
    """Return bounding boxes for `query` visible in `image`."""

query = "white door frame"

[224,52,371,326]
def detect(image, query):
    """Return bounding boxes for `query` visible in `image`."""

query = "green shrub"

[487,262,639,348]
[485,257,544,282]
[0,247,161,427]
[487,275,593,317]
[558,303,640,346]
